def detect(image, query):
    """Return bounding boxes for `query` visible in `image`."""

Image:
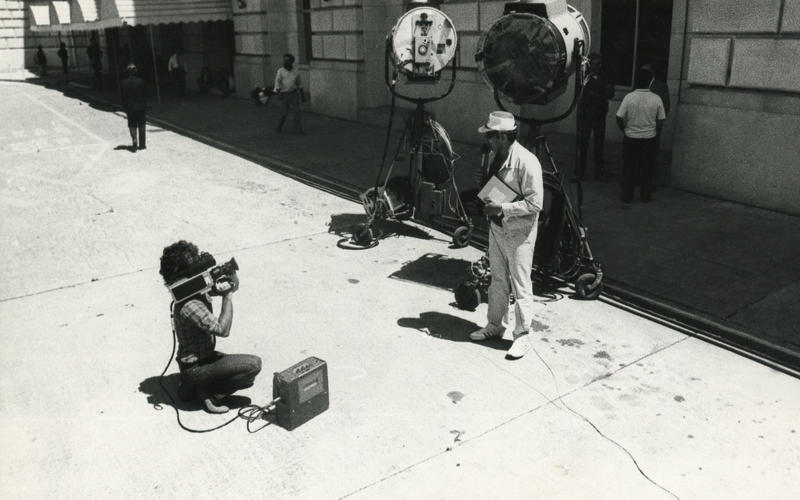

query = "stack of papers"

[477,176,519,204]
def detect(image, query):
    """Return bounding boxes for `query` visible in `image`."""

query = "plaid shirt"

[173,297,223,364]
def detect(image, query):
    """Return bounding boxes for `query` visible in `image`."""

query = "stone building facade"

[6,0,800,213]
[233,0,799,214]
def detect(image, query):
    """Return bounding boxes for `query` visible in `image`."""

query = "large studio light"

[476,0,590,104]
[390,1,458,81]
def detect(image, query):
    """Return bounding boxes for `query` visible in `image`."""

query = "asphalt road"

[1,82,798,499]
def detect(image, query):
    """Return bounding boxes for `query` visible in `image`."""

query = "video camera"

[167,252,239,303]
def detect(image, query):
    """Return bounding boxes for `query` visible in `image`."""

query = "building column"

[232,0,271,97]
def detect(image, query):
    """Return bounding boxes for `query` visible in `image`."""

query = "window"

[600,0,673,86]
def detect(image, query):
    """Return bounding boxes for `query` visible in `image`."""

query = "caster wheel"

[455,281,481,310]
[452,226,472,248]
[352,224,374,246]
[575,273,603,300]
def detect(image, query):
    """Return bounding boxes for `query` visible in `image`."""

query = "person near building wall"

[273,53,304,134]
[35,45,48,77]
[87,35,103,90]
[168,50,187,97]
[576,52,615,182]
[615,69,666,203]
[57,42,68,77]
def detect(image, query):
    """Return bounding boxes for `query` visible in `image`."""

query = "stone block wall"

[306,0,366,119]
[674,0,800,214]
[233,0,272,96]
[0,1,29,73]
[686,0,800,93]
[1,1,96,75]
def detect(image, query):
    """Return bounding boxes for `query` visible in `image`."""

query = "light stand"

[342,3,473,250]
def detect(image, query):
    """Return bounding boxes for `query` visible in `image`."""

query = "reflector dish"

[477,13,565,104]
[476,3,590,104]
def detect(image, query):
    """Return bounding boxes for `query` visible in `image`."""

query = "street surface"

[1,82,799,499]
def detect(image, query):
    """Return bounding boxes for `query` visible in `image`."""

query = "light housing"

[476,0,590,104]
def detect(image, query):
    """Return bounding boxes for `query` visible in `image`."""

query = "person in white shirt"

[168,50,187,97]
[615,70,666,203]
[469,111,544,360]
[273,53,304,133]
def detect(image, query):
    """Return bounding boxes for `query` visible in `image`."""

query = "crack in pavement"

[530,343,685,499]
[87,192,115,215]
[342,337,688,500]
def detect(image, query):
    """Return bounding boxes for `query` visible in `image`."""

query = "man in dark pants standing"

[273,53,304,134]
[168,50,187,97]
[615,70,666,203]
[35,45,48,77]
[120,64,147,151]
[87,35,103,90]
[57,42,68,77]
[576,53,615,182]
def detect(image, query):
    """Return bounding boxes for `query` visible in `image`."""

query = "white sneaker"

[506,334,532,359]
[469,325,505,341]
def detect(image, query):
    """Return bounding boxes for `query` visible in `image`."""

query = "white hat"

[478,111,517,133]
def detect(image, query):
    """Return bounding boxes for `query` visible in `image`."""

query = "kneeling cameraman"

[159,241,261,414]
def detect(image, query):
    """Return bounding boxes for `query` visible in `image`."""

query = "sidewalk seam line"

[0,230,332,304]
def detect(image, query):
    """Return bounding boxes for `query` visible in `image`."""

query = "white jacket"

[487,141,544,234]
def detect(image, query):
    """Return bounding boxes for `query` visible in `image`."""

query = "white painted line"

[24,92,107,145]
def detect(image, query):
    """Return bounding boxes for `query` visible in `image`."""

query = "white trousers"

[487,223,537,335]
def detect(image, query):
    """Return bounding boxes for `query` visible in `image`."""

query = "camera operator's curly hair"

[159,240,199,284]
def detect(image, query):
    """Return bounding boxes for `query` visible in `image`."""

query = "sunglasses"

[484,131,501,139]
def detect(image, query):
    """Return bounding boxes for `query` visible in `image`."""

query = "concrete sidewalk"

[33,74,800,370]
[2,81,799,500]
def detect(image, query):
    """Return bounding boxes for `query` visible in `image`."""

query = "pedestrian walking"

[120,64,147,151]
[35,45,48,77]
[576,52,614,182]
[273,53,304,134]
[469,111,544,360]
[57,42,68,77]
[616,70,666,203]
[168,50,187,97]
[87,35,103,90]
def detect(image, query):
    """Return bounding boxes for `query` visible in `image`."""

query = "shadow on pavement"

[328,213,435,241]
[396,311,508,349]
[139,374,254,414]
[389,253,472,292]
[139,373,203,412]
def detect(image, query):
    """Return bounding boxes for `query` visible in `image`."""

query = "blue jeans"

[180,351,261,398]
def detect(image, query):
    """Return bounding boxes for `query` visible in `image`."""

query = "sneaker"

[198,390,230,414]
[469,325,505,341]
[506,334,532,359]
